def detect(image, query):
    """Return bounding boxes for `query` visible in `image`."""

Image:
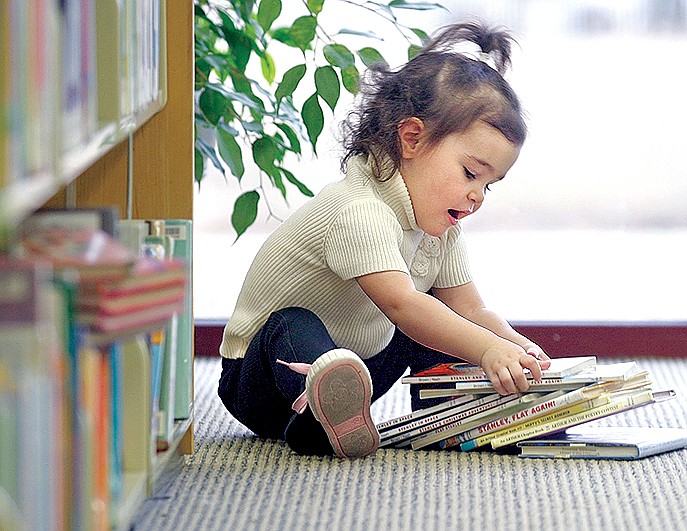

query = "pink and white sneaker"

[305,349,380,458]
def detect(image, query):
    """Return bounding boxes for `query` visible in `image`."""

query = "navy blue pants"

[217,307,454,450]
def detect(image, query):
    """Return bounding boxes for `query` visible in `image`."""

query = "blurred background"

[194,0,687,324]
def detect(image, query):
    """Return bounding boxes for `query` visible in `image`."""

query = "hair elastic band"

[463,50,497,71]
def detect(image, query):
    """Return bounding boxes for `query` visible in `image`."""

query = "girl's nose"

[467,188,483,204]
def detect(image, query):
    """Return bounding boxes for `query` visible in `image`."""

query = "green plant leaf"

[340,65,360,94]
[410,27,431,43]
[290,16,317,51]
[281,167,314,197]
[272,169,287,198]
[276,123,302,154]
[194,147,204,186]
[408,43,422,60]
[198,87,227,125]
[307,0,325,15]
[314,66,340,112]
[275,64,307,103]
[252,136,280,179]
[232,190,260,240]
[302,93,324,153]
[337,28,381,40]
[257,0,282,33]
[196,137,225,176]
[220,27,252,73]
[217,125,245,180]
[323,43,355,69]
[388,0,445,11]
[271,27,296,47]
[357,47,388,68]
[260,52,276,84]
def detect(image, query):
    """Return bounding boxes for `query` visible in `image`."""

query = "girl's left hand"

[523,343,551,370]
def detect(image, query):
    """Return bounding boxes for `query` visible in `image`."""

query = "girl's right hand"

[479,341,545,395]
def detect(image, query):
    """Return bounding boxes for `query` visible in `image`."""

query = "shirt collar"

[348,155,419,232]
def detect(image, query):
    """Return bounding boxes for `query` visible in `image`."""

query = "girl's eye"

[464,167,476,179]
[485,183,492,192]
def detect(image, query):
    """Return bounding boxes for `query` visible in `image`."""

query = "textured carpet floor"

[132,357,687,531]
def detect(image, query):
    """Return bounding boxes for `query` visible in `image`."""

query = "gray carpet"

[133,357,687,531]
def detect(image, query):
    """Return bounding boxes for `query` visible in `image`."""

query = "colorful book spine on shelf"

[163,219,193,421]
[0,257,67,530]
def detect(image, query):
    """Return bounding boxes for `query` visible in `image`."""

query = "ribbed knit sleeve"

[324,202,409,280]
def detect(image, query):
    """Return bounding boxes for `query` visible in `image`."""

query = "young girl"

[218,21,551,459]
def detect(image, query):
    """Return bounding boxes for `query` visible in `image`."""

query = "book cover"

[459,395,613,451]
[379,393,502,447]
[24,206,120,236]
[444,371,652,450]
[80,256,186,299]
[78,300,183,334]
[157,313,178,449]
[20,227,135,283]
[382,393,514,449]
[516,426,687,460]
[162,219,193,421]
[403,356,597,384]
[376,394,475,433]
[489,389,662,449]
[419,361,639,396]
[78,284,185,315]
[410,393,544,450]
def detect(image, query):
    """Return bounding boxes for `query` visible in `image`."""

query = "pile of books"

[19,225,187,344]
[377,356,683,458]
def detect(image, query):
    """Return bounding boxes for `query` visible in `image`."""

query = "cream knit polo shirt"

[220,155,473,360]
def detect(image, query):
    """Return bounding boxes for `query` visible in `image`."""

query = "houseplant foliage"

[194,0,444,239]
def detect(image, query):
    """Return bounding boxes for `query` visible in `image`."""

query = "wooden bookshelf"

[0,0,194,529]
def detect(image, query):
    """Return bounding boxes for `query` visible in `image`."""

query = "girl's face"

[399,119,520,237]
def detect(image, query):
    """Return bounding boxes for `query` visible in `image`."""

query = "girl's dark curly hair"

[339,21,527,180]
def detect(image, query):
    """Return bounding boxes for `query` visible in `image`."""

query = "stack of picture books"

[377,356,682,458]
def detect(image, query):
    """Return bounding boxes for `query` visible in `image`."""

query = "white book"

[379,393,501,444]
[376,394,475,432]
[402,356,597,384]
[419,362,639,396]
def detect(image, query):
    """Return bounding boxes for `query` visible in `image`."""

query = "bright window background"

[194,0,687,323]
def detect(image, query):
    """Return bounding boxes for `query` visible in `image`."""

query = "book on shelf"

[162,219,193,421]
[402,356,597,384]
[0,256,68,530]
[445,371,652,451]
[516,426,687,460]
[23,206,121,236]
[417,361,640,398]
[79,256,187,298]
[19,226,136,283]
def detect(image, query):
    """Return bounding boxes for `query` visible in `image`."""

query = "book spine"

[380,394,507,448]
[410,394,531,450]
[379,394,494,442]
[163,219,193,421]
[459,395,612,451]
[403,372,491,384]
[489,391,655,449]
[376,394,474,432]
[443,387,600,449]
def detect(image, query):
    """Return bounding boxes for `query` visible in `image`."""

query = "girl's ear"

[398,117,425,158]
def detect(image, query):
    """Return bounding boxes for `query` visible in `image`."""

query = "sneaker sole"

[306,349,380,458]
